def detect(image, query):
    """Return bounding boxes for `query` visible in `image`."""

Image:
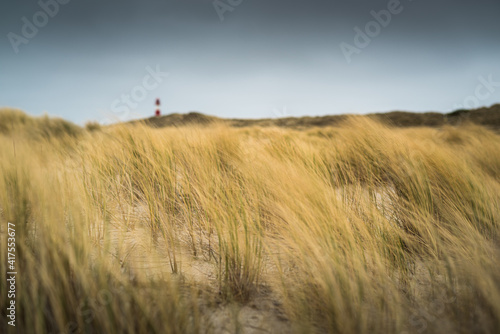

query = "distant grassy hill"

[0,108,82,139]
[2,104,500,133]
[138,104,500,130]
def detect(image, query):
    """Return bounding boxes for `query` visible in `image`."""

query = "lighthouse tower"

[155,98,161,117]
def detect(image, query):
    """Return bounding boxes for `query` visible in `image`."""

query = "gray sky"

[1,0,500,124]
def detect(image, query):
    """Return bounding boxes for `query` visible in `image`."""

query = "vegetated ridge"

[139,104,500,130]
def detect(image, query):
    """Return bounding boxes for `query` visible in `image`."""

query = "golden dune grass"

[1,111,499,333]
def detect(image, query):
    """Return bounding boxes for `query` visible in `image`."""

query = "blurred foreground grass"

[1,109,499,333]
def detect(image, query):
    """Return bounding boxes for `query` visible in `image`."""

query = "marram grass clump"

[0,108,82,139]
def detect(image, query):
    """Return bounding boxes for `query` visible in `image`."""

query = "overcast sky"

[1,0,499,124]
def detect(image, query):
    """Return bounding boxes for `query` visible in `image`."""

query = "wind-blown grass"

[1,111,499,333]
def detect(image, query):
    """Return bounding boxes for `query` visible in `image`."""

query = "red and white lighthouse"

[155,98,161,117]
